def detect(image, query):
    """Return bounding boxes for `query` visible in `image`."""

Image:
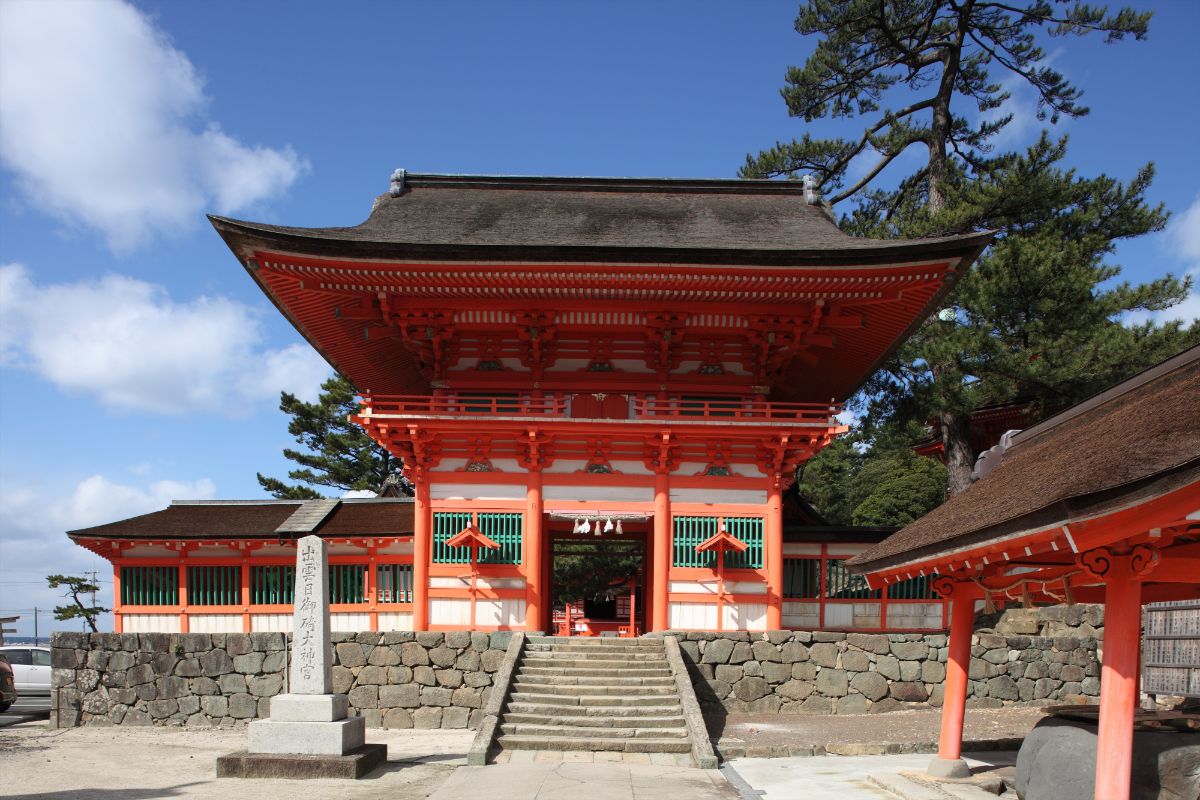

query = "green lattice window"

[783,558,820,598]
[251,565,295,605]
[825,559,880,599]
[329,564,367,604]
[432,512,523,564]
[121,566,178,606]
[187,565,241,606]
[672,516,764,569]
[887,575,938,600]
[377,563,414,603]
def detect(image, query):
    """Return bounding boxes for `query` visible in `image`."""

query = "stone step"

[526,637,664,647]
[526,644,666,655]
[513,672,676,687]
[500,723,689,740]
[505,702,684,718]
[501,712,687,729]
[517,665,673,678]
[506,692,681,707]
[511,682,677,697]
[522,654,668,667]
[497,735,693,754]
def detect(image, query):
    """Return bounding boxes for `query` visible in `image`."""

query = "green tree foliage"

[258,374,408,499]
[797,429,947,526]
[747,2,1196,494]
[552,543,641,607]
[46,574,108,633]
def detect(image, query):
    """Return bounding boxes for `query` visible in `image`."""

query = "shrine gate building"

[69,173,990,635]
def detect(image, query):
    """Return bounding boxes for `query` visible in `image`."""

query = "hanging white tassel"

[615,520,624,535]
[603,518,615,533]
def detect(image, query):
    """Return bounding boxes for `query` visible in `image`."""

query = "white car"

[0,646,51,695]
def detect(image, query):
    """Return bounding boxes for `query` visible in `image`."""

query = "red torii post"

[445,513,501,629]
[695,525,750,632]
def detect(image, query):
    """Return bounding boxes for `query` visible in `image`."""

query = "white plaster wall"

[188,614,243,633]
[542,485,654,502]
[475,599,526,627]
[430,598,472,626]
[783,543,822,556]
[251,614,292,632]
[377,542,414,555]
[723,602,767,631]
[668,602,717,630]
[430,483,525,501]
[823,603,854,628]
[608,460,652,476]
[429,576,525,590]
[827,544,869,557]
[668,488,767,505]
[543,459,588,475]
[327,543,368,555]
[121,546,176,559]
[122,614,181,633]
[377,611,413,631]
[187,547,239,559]
[331,613,371,632]
[253,545,296,557]
[669,580,766,595]
[887,603,943,629]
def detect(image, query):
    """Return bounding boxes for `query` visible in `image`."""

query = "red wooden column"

[412,481,431,631]
[1081,545,1157,800]
[525,470,544,631]
[652,469,671,632]
[240,555,251,633]
[765,484,784,629]
[928,577,975,779]
[112,560,123,634]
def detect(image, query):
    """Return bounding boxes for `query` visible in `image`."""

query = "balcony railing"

[359,394,567,417]
[633,397,840,424]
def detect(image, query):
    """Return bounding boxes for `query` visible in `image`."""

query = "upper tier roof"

[210,173,991,266]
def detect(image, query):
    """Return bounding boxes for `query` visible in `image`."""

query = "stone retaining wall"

[666,606,1104,715]
[50,630,512,729]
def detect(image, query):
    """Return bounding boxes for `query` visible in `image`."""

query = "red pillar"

[1095,569,1142,800]
[652,470,671,632]
[525,470,544,631]
[765,485,783,630]
[412,481,431,631]
[930,589,974,778]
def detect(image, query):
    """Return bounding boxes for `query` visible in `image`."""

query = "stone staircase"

[494,636,701,763]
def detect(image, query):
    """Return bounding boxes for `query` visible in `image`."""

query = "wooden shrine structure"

[848,345,1200,799]
[70,172,990,635]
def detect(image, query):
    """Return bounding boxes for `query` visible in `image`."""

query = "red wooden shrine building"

[68,172,991,635]
[849,346,1200,799]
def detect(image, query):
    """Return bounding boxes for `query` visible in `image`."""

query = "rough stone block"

[701,639,735,664]
[816,669,847,697]
[899,660,921,681]
[348,685,378,710]
[248,674,283,697]
[420,686,452,707]
[229,693,260,719]
[889,681,928,702]
[382,708,412,729]
[412,706,443,729]
[441,706,470,728]
[733,676,770,702]
[428,647,457,668]
[416,632,444,648]
[841,650,870,672]
[890,641,928,660]
[201,649,234,676]
[413,666,436,686]
[875,655,900,680]
[234,653,265,675]
[846,633,890,654]
[835,694,869,715]
[777,679,815,701]
[791,662,817,681]
[379,684,420,709]
[714,664,743,684]
[921,660,946,683]
[435,669,463,688]
[809,643,839,668]
[750,641,782,663]
[762,662,792,684]
[850,671,888,701]
[743,660,763,677]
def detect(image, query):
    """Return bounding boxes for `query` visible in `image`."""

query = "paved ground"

[0,696,50,729]
[713,707,1046,756]
[724,751,1016,800]
[430,762,736,800]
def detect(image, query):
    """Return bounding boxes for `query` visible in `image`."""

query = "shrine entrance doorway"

[547,522,646,637]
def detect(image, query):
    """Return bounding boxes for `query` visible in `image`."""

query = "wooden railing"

[633,397,840,423]
[359,394,568,417]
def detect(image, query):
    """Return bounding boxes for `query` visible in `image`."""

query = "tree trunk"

[940,410,974,495]
[927,0,973,215]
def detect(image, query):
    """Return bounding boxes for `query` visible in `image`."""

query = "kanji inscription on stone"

[290,534,332,694]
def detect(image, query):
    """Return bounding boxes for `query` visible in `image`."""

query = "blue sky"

[1,0,1197,637]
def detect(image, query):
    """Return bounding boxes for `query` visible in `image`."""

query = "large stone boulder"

[1015,716,1200,800]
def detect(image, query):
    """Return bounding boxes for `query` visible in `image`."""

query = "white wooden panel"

[852,602,882,628]
[327,543,368,555]
[331,613,371,632]
[188,614,243,633]
[723,602,767,631]
[886,603,943,630]
[668,602,717,630]
[122,614,181,633]
[121,546,176,558]
[669,488,767,505]
[188,547,239,558]
[826,544,869,557]
[429,576,525,590]
[377,542,414,555]
[823,603,854,628]
[251,614,292,632]
[542,485,654,502]
[430,483,525,501]
[253,545,297,557]
[783,543,822,556]
[430,598,472,626]
[475,599,526,628]
[783,604,821,629]
[669,580,765,595]
[377,612,413,631]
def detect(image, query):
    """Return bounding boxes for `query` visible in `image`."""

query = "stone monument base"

[246,715,367,755]
[216,744,388,780]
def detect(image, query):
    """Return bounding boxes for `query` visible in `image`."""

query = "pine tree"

[47,574,108,633]
[257,374,409,499]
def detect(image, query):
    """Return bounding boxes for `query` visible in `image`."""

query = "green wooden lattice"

[251,565,295,605]
[672,516,764,569]
[187,566,240,606]
[120,566,179,606]
[377,563,414,603]
[432,512,523,564]
[329,564,367,604]
[783,558,820,598]
[825,559,880,599]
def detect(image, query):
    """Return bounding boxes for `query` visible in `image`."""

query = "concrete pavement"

[0,695,49,728]
[429,761,737,800]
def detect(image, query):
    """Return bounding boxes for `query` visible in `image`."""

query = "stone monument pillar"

[220,535,384,778]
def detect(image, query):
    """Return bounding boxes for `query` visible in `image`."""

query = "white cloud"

[0,263,331,414]
[0,0,308,251]
[0,473,217,638]
[1126,196,1200,329]
[341,490,378,499]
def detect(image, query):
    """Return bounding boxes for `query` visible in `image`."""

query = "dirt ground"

[712,706,1049,757]
[0,721,474,800]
